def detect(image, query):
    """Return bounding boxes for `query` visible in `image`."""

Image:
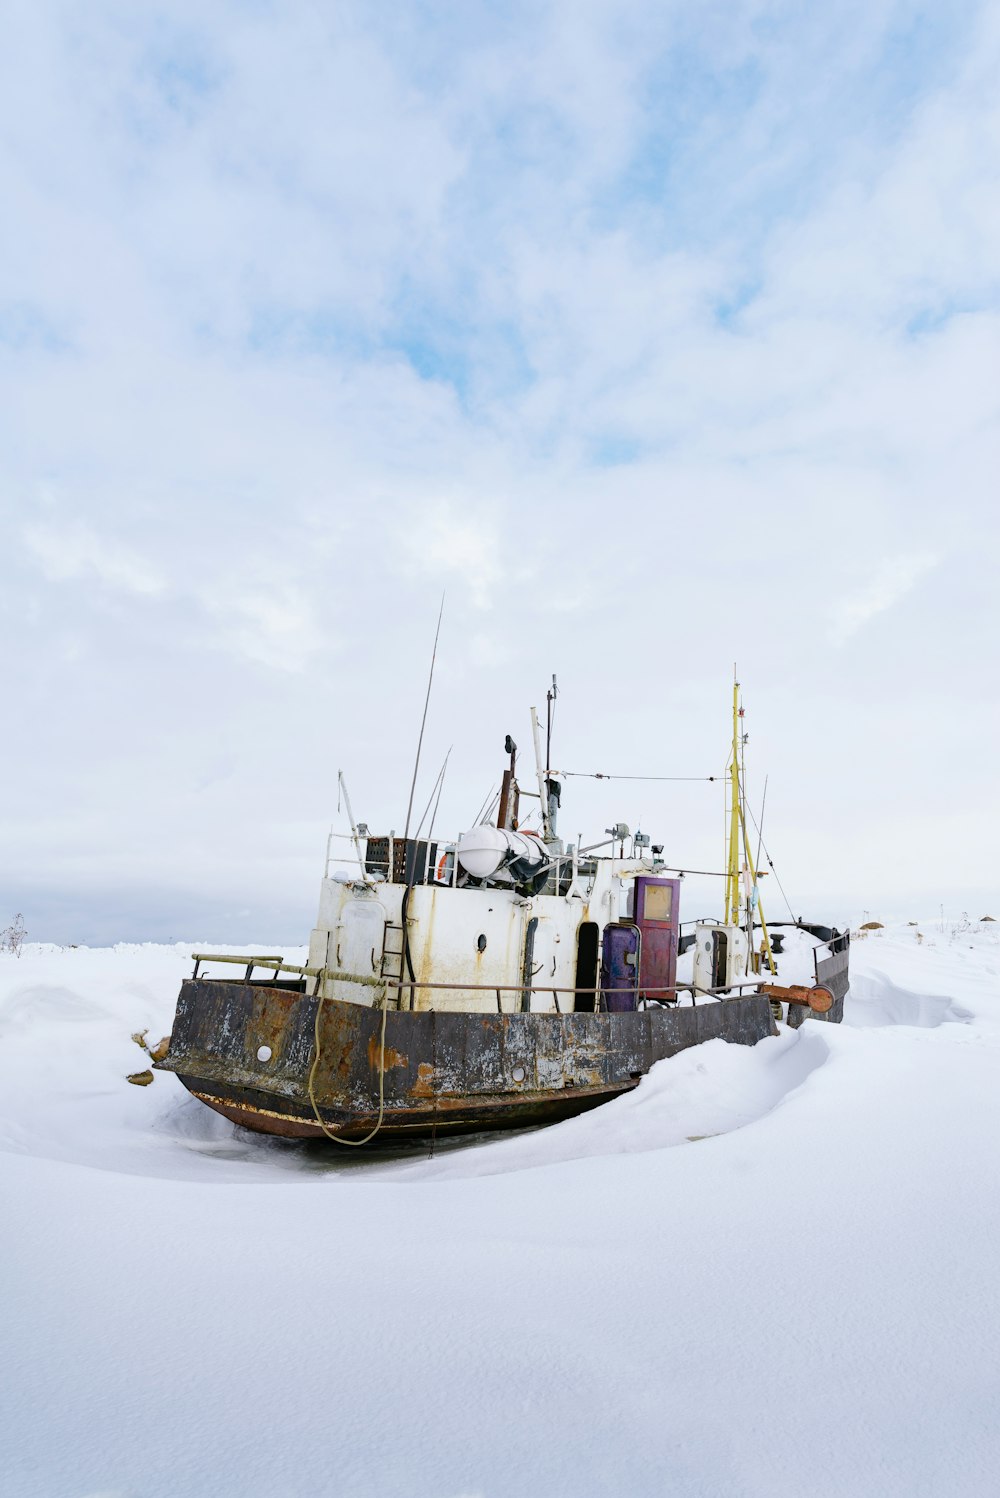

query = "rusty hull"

[786,934,851,1028]
[155,979,777,1141]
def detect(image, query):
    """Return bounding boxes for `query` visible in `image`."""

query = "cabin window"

[574,922,599,1011]
[643,884,673,921]
[477,933,487,952]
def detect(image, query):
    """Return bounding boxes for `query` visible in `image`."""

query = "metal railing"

[320,829,673,897]
[189,952,766,1012]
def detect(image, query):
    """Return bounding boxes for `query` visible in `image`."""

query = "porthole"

[257,1045,272,1063]
[512,1065,525,1083]
[476,933,487,952]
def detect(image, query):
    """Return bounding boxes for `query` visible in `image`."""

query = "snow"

[3,924,999,1496]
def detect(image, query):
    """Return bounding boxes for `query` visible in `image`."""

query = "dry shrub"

[0,913,25,957]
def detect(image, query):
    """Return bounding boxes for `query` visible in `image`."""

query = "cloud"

[1,1,998,933]
[829,551,940,645]
[397,501,511,610]
[22,519,166,597]
[200,584,327,674]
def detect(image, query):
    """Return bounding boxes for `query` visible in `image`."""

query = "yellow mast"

[725,675,741,925]
[725,673,776,975]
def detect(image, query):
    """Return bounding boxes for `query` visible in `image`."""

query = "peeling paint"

[155,978,785,1141]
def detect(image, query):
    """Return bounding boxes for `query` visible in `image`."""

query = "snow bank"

[3,924,999,1496]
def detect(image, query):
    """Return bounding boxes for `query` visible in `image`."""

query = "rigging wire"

[401,594,444,1013]
[426,749,451,846]
[754,774,768,877]
[414,748,451,840]
[471,782,498,826]
[552,770,719,782]
[743,796,797,923]
[402,593,445,845]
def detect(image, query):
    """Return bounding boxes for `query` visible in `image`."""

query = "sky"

[2,0,998,945]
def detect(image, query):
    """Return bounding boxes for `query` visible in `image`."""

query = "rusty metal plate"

[157,980,778,1141]
[787,935,850,1028]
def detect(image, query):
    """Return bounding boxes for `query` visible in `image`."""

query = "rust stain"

[162,977,794,1144]
[571,1066,603,1088]
[246,986,302,1062]
[187,1078,632,1139]
[760,982,835,1013]
[368,1035,408,1072]
[411,1061,435,1097]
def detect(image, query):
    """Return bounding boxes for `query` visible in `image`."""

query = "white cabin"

[306,818,687,1014]
[691,921,751,994]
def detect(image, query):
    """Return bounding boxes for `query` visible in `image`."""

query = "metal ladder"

[381,922,405,982]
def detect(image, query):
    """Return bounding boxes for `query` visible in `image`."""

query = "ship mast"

[725,673,776,976]
[725,675,742,926]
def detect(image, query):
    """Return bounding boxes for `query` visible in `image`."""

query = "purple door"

[600,924,639,1012]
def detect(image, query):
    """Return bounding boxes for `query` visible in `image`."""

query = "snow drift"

[2,922,999,1497]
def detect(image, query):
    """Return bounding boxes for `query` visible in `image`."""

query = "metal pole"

[338,771,368,880]
[726,672,741,925]
[530,705,551,840]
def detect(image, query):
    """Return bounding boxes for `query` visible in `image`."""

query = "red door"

[634,877,680,1001]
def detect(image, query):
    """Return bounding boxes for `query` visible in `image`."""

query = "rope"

[307,990,388,1147]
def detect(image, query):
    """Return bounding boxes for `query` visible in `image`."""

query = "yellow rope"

[307,989,388,1147]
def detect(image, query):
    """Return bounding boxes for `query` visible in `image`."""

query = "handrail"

[190,953,319,982]
[191,952,285,964]
[368,977,764,997]
[190,952,764,999]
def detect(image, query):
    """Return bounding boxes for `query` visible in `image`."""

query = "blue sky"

[2,0,998,942]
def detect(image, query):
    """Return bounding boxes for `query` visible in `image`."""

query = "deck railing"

[188,952,766,1012]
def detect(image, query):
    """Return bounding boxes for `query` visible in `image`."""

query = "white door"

[330,898,386,1006]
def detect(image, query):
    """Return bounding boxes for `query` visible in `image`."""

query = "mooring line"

[307,991,388,1147]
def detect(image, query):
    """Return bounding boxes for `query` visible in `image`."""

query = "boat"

[154,677,849,1144]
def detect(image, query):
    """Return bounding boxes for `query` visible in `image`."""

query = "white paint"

[456,826,547,880]
[692,921,751,994]
[306,842,673,1013]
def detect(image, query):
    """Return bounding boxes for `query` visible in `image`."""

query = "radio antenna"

[402,593,445,846]
[545,673,558,780]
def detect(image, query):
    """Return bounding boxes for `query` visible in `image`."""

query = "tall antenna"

[402,593,445,846]
[545,674,558,779]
